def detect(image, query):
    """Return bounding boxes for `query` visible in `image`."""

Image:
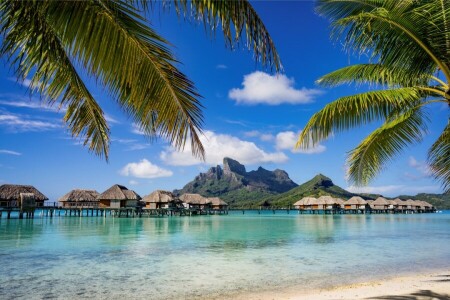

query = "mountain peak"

[310,174,334,188]
[175,158,298,202]
[223,157,246,176]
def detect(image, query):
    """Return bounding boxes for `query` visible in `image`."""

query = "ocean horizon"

[1,211,449,299]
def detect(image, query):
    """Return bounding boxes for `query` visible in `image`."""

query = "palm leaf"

[318,0,450,83]
[296,87,425,149]
[428,121,450,192]
[317,64,435,88]
[0,1,110,158]
[173,0,282,72]
[347,107,428,185]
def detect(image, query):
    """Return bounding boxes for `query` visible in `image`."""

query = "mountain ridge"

[173,158,449,209]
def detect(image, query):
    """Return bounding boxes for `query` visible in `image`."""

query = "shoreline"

[220,269,450,300]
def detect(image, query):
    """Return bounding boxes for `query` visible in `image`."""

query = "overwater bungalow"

[293,197,317,211]
[417,200,434,212]
[343,196,369,213]
[370,197,391,213]
[141,190,182,209]
[408,199,423,212]
[59,189,100,208]
[208,197,228,210]
[0,184,48,208]
[97,184,141,208]
[394,198,408,212]
[317,195,341,210]
[179,193,211,210]
[387,199,397,210]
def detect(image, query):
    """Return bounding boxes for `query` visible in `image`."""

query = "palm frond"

[170,0,282,72]
[296,87,425,149]
[318,0,450,83]
[316,64,434,88]
[347,107,428,186]
[0,0,110,159]
[428,121,450,192]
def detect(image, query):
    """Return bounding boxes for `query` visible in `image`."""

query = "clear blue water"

[1,211,449,299]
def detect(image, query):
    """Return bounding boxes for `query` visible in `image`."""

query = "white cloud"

[160,130,288,166]
[129,180,139,186]
[0,114,60,132]
[0,149,21,156]
[260,133,275,142]
[347,185,441,196]
[229,71,323,105]
[408,156,431,177]
[216,64,228,69]
[104,114,120,124]
[120,159,173,179]
[243,130,274,142]
[275,131,326,154]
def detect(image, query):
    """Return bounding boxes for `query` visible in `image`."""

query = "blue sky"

[0,1,448,202]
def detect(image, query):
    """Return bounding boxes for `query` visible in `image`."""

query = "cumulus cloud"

[120,159,173,179]
[347,185,441,196]
[228,71,322,105]
[275,131,326,154]
[0,114,60,132]
[244,130,274,142]
[0,149,21,156]
[160,130,288,166]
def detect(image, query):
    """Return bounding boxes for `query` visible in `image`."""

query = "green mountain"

[261,174,374,208]
[174,158,449,209]
[174,157,298,208]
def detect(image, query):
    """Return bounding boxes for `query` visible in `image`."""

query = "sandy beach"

[226,270,450,300]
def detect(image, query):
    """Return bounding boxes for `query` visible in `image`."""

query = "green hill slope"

[262,174,375,208]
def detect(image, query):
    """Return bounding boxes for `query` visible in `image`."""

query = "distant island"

[174,157,450,209]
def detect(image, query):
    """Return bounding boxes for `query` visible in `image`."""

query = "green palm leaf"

[296,87,425,149]
[309,0,450,190]
[1,0,281,160]
[347,107,428,185]
[0,1,110,158]
[172,0,282,71]
[428,122,450,192]
[317,64,435,88]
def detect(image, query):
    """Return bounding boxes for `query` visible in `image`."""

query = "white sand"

[224,270,450,299]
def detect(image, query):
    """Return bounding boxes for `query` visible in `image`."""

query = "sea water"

[0,211,449,299]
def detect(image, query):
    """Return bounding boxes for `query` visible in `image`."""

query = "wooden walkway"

[0,206,229,219]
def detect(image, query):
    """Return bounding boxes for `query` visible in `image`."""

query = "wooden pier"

[0,206,229,219]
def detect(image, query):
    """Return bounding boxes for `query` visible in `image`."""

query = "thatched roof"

[421,201,433,208]
[208,197,228,206]
[97,184,141,200]
[179,193,209,205]
[406,199,421,207]
[372,197,390,206]
[317,195,338,205]
[293,197,317,206]
[394,198,406,205]
[142,190,180,203]
[345,196,367,205]
[334,198,345,205]
[0,184,48,201]
[387,199,397,205]
[59,189,99,202]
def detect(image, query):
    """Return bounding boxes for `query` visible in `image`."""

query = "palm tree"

[296,0,450,192]
[0,0,281,161]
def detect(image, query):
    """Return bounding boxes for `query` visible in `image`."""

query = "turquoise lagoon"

[1,211,449,299]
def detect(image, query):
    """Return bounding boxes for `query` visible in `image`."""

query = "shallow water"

[1,211,449,299]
